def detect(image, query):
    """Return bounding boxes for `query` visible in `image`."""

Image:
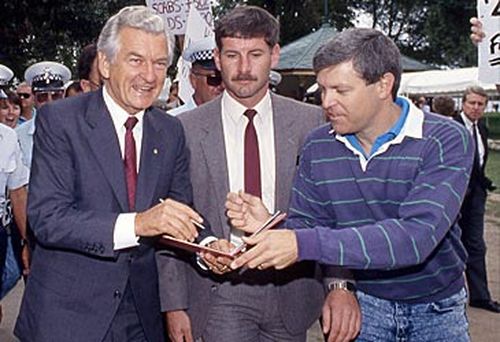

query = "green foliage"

[213,0,356,46]
[0,0,142,80]
[0,0,481,80]
[486,150,500,193]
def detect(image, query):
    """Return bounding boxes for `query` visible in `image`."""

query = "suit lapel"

[84,91,128,212]
[272,94,298,211]
[200,101,231,237]
[135,109,163,212]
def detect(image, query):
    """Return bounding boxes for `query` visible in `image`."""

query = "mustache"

[232,74,257,81]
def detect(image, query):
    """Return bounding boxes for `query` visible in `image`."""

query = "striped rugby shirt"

[289,97,474,302]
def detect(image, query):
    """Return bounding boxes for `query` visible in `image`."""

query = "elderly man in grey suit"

[157,6,360,342]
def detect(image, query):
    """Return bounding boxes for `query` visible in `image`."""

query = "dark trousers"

[102,281,147,342]
[0,227,7,290]
[459,187,491,302]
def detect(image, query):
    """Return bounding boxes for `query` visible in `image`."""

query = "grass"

[486,149,500,194]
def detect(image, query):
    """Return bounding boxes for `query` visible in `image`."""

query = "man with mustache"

[157,5,360,342]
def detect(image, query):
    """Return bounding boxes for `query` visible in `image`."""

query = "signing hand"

[322,290,361,342]
[225,191,271,234]
[200,239,235,275]
[135,198,201,241]
[230,229,298,270]
[470,17,485,45]
[166,310,193,342]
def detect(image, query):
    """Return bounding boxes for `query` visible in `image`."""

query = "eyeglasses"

[35,90,64,103]
[17,93,32,99]
[192,72,223,87]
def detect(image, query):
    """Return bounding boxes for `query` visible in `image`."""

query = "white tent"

[399,67,497,96]
[307,67,498,97]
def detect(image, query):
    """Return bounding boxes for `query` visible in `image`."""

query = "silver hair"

[97,6,174,67]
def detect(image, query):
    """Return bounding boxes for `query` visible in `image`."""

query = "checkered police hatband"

[191,50,214,62]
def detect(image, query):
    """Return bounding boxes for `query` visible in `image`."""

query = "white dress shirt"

[221,90,276,245]
[102,86,145,250]
[460,111,485,167]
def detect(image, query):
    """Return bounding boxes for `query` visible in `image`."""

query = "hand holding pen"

[134,198,204,241]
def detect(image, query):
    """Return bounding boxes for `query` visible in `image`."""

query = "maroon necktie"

[124,116,138,211]
[244,109,261,198]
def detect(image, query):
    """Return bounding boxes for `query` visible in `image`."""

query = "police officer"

[169,36,224,116]
[16,61,71,170]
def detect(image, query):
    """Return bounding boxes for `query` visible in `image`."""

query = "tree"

[0,0,141,80]
[214,0,356,46]
[353,0,477,67]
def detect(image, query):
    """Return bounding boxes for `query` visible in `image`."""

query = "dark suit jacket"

[15,90,193,342]
[157,93,326,337]
[454,114,490,192]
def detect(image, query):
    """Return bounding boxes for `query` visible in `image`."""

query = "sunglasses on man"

[192,71,223,87]
[35,90,64,103]
[17,93,32,100]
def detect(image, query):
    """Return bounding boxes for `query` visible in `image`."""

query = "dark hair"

[77,43,98,80]
[462,85,488,103]
[313,28,402,100]
[65,81,83,97]
[6,90,21,107]
[215,5,280,50]
[432,96,456,117]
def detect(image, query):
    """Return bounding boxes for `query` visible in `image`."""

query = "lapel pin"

[153,148,158,155]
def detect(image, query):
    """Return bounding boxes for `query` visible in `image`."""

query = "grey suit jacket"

[158,92,326,337]
[15,91,193,342]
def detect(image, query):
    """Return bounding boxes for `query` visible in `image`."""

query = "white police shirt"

[0,124,29,225]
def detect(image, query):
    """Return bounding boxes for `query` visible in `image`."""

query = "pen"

[159,198,205,230]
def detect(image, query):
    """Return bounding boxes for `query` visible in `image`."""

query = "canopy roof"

[400,67,497,96]
[276,23,431,74]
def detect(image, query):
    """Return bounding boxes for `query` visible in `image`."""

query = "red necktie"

[244,109,261,198]
[124,116,138,211]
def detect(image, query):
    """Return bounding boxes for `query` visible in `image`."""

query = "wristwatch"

[327,280,356,292]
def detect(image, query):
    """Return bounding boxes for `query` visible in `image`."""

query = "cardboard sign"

[478,0,500,83]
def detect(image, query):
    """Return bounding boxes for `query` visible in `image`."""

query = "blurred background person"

[65,80,83,97]
[169,36,224,116]
[77,43,101,93]
[0,91,22,128]
[15,82,35,125]
[417,95,430,112]
[454,85,499,313]
[15,61,71,171]
[166,81,180,110]
[432,95,456,117]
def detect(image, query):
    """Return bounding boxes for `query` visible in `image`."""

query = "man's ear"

[80,79,91,93]
[214,48,222,72]
[97,51,110,80]
[270,44,280,69]
[377,72,395,100]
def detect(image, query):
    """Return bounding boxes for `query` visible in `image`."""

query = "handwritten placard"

[478,0,500,83]
[146,0,214,35]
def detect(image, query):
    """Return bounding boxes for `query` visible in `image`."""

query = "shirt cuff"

[295,228,321,261]
[196,236,219,270]
[113,213,140,250]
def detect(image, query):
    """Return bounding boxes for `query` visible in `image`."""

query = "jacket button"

[114,290,121,299]
[210,285,217,292]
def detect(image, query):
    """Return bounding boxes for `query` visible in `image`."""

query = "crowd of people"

[0,4,498,342]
